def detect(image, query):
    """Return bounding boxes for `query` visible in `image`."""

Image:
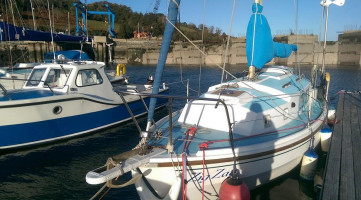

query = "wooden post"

[101,43,104,62]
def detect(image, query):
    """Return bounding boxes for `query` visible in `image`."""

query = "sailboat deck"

[150,101,323,155]
[321,92,361,200]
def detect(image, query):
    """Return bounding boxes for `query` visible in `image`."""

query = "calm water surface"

[0,65,360,199]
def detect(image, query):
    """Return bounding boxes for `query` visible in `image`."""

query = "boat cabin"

[22,61,118,99]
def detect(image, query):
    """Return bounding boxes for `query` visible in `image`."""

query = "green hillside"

[0,0,225,42]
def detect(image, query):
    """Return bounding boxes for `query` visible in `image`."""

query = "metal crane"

[73,3,117,38]
[153,0,161,13]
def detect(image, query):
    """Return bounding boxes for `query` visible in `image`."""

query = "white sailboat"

[85,0,343,199]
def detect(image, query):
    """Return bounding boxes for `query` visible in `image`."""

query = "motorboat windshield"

[26,68,46,87]
[44,68,72,88]
[25,66,72,88]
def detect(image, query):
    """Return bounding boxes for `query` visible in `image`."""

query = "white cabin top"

[22,61,119,99]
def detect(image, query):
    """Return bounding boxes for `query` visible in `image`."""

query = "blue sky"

[87,0,361,41]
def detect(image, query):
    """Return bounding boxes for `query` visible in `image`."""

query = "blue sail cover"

[44,50,91,62]
[246,3,297,69]
[0,22,90,42]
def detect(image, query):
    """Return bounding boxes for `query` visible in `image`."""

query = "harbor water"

[0,64,360,199]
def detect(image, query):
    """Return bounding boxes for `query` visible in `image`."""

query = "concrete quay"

[1,31,360,67]
[104,31,361,66]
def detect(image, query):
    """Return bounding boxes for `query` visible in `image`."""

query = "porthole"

[53,106,63,115]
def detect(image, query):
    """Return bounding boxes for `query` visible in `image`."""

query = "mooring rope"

[89,157,143,200]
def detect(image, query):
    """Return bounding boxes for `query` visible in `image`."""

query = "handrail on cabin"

[114,89,235,158]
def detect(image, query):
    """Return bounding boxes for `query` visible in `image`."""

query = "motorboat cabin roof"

[0,61,118,102]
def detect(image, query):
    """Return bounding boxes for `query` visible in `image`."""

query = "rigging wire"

[8,0,16,27]
[221,0,237,84]
[11,0,26,28]
[5,0,27,67]
[165,17,237,79]
[12,0,28,63]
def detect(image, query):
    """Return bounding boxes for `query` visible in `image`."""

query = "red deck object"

[187,126,197,136]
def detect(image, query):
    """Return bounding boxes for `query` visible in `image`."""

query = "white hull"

[133,111,324,200]
[85,66,328,200]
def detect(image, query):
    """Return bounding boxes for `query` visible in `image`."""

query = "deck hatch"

[211,89,245,97]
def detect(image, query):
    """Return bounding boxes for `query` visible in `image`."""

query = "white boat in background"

[0,50,128,90]
[13,62,42,68]
[0,68,32,90]
[0,55,168,151]
[85,0,341,199]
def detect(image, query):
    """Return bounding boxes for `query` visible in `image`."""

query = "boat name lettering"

[187,168,231,183]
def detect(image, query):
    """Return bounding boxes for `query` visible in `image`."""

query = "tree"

[209,26,214,34]
[215,27,222,36]
[118,22,132,38]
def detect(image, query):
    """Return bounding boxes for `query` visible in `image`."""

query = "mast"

[47,0,55,61]
[321,5,329,77]
[85,0,88,41]
[146,0,180,131]
[52,4,55,33]
[320,0,345,77]
[30,0,37,30]
[249,0,262,80]
[0,14,2,42]
[68,12,70,35]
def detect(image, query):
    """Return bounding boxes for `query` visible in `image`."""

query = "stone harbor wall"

[1,32,361,67]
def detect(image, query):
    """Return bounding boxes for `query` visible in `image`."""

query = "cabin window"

[26,68,46,87]
[76,69,103,87]
[44,68,71,88]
